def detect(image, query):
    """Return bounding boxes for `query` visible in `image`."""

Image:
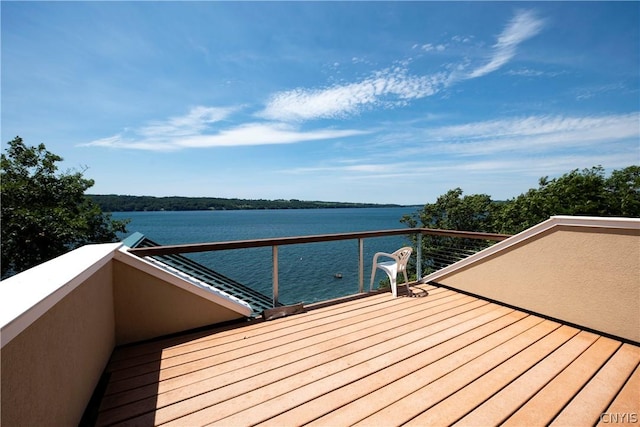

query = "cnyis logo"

[599,413,639,424]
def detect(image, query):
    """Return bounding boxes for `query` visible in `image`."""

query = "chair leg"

[389,274,398,298]
[370,265,377,291]
[402,270,411,296]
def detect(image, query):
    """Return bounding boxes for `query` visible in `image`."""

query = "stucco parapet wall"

[114,247,253,316]
[1,243,254,349]
[0,243,121,348]
[422,215,640,284]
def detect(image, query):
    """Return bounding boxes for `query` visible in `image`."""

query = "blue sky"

[2,2,639,204]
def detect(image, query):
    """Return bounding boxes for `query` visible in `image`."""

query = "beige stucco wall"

[435,226,640,342]
[0,262,115,427]
[112,259,246,345]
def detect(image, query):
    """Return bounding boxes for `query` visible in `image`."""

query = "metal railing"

[129,228,510,307]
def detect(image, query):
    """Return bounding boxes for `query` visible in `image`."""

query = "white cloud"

[81,115,369,151]
[84,106,239,150]
[282,113,639,179]
[575,83,627,100]
[467,10,544,79]
[260,10,544,123]
[174,122,369,148]
[409,113,640,159]
[138,106,235,138]
[258,67,448,122]
[506,68,567,78]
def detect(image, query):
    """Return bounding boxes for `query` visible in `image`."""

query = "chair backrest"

[393,247,413,271]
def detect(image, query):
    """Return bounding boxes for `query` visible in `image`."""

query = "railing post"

[358,238,364,293]
[416,232,422,281]
[272,245,279,307]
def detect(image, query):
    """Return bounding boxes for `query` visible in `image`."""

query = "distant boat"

[334,273,343,279]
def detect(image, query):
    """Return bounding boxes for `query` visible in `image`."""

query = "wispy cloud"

[427,113,640,155]
[506,68,565,77]
[137,106,236,138]
[258,67,448,122]
[260,10,544,123]
[467,10,544,79]
[414,43,446,52]
[81,106,369,151]
[575,82,628,100]
[281,112,639,179]
[174,122,369,148]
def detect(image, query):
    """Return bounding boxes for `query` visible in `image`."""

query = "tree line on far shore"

[87,194,402,212]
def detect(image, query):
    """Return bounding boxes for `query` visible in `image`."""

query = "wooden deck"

[95,284,640,426]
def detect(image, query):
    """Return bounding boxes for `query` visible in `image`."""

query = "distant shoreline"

[88,194,416,212]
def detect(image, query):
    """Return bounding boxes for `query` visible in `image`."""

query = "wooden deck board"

[356,317,558,427]
[401,322,576,426]
[301,311,531,427]
[95,284,640,426]
[503,336,622,426]
[156,302,504,425]
[552,343,640,426]
[104,292,428,394]
[597,363,640,426]
[103,292,473,411]
[208,306,518,427]
[101,289,470,425]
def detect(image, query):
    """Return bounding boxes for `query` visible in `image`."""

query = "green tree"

[401,166,640,275]
[1,137,129,278]
[401,188,501,275]
[604,165,640,216]
[401,188,499,232]
[495,166,639,234]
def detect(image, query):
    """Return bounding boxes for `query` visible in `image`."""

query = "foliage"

[401,188,502,275]
[402,166,640,275]
[401,188,499,232]
[88,194,401,212]
[494,166,640,234]
[1,137,129,278]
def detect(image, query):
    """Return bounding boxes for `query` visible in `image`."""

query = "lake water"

[113,207,419,305]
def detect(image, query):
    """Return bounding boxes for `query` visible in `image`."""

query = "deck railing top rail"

[128,227,511,257]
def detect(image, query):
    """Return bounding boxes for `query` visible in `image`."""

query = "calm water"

[113,207,419,305]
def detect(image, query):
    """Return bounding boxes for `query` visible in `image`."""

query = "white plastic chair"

[370,246,413,297]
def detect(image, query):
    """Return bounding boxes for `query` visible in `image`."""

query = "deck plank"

[99,291,485,425]
[107,291,414,378]
[453,329,600,426]
[158,303,507,426]
[597,363,640,426]
[292,311,533,427]
[551,343,640,426]
[99,292,476,422]
[104,290,431,394]
[355,317,560,427]
[402,323,578,426]
[503,336,621,426]
[205,304,518,427]
[93,285,639,427]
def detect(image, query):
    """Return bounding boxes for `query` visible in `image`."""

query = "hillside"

[88,194,403,212]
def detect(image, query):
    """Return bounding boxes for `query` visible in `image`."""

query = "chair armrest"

[372,252,399,264]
